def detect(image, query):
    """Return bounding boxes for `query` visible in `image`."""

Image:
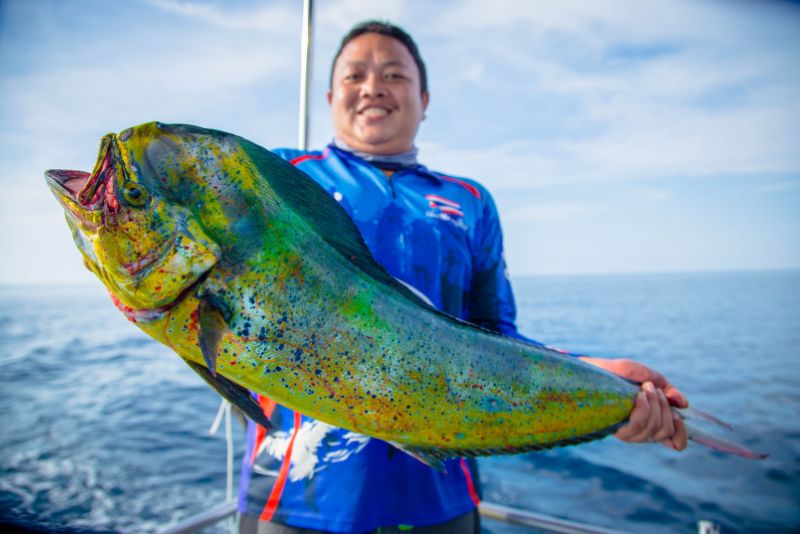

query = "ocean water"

[0,271,798,533]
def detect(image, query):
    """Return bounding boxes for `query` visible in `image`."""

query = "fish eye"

[123,182,148,207]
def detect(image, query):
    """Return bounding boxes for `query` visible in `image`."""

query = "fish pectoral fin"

[183,359,273,431]
[389,442,448,474]
[197,296,229,376]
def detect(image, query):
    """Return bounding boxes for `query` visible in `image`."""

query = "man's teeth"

[362,108,389,117]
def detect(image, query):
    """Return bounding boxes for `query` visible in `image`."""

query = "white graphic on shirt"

[254,420,371,482]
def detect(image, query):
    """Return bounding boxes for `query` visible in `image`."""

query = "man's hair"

[329,20,428,94]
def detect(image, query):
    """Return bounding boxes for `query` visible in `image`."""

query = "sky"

[1,0,798,286]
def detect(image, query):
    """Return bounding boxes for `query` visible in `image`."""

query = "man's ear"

[327,90,333,106]
[422,91,430,111]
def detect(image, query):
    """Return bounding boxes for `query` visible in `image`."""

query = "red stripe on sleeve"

[438,175,481,199]
[260,411,303,522]
[250,396,278,465]
[460,458,481,506]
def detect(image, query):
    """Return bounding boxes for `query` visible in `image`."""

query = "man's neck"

[333,138,419,172]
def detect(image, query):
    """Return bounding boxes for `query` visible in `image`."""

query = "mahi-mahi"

[45,122,763,467]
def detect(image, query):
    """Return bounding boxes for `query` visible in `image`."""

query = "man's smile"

[358,106,392,118]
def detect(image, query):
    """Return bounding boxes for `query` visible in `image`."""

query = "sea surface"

[0,271,798,533]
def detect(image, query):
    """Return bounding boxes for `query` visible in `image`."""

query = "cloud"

[506,201,601,223]
[145,0,299,33]
[751,180,800,194]
[2,0,799,283]
[637,188,672,202]
[420,97,799,191]
[315,0,409,34]
[0,0,301,192]
[428,0,797,49]
[415,0,800,191]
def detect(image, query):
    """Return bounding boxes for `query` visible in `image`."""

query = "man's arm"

[466,189,525,338]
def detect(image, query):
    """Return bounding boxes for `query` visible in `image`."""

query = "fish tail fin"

[680,406,734,431]
[674,408,767,460]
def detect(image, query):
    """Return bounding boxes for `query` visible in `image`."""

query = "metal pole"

[159,501,237,534]
[298,0,313,150]
[160,500,636,534]
[479,502,630,534]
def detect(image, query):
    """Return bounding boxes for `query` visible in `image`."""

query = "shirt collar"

[327,142,442,183]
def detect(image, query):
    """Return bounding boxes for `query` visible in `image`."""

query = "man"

[239,20,688,534]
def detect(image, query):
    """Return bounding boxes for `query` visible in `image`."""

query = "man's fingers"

[635,382,662,441]
[616,383,658,442]
[651,388,675,442]
[672,413,689,451]
[615,391,645,441]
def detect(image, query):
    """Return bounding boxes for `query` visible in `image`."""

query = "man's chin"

[348,131,412,155]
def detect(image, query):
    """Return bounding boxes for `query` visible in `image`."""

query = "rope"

[210,399,238,534]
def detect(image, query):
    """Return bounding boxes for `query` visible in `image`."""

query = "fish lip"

[45,169,101,232]
[45,169,94,205]
[110,270,210,323]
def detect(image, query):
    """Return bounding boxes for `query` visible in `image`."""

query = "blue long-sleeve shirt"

[238,144,530,532]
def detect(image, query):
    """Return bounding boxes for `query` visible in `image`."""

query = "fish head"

[44,122,262,316]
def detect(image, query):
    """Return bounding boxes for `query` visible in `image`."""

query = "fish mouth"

[45,169,93,211]
[45,169,92,199]
[45,168,103,233]
[45,133,117,214]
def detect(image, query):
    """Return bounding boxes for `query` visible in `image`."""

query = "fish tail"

[674,408,767,459]
[680,406,734,431]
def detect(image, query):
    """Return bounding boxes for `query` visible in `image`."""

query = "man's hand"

[579,357,689,451]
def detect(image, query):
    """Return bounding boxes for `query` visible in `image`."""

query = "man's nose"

[360,73,387,98]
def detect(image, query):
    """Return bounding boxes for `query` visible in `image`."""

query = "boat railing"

[159,499,638,534]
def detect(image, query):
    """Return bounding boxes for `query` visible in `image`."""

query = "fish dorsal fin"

[240,140,436,309]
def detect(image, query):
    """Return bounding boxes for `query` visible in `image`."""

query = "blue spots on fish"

[239,321,252,337]
[481,396,512,414]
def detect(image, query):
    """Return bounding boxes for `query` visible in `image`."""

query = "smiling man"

[327,31,429,156]
[238,20,687,534]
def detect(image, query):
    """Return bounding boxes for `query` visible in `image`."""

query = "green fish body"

[46,122,760,465]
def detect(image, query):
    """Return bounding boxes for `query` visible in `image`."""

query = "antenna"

[298,0,313,150]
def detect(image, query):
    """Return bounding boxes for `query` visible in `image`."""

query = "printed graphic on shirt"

[253,420,371,482]
[424,194,468,230]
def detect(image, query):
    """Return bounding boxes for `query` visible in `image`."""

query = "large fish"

[45,122,763,467]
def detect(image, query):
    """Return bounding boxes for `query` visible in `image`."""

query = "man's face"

[328,33,429,155]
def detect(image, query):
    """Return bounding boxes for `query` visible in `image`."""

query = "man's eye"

[386,72,405,80]
[344,73,363,82]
